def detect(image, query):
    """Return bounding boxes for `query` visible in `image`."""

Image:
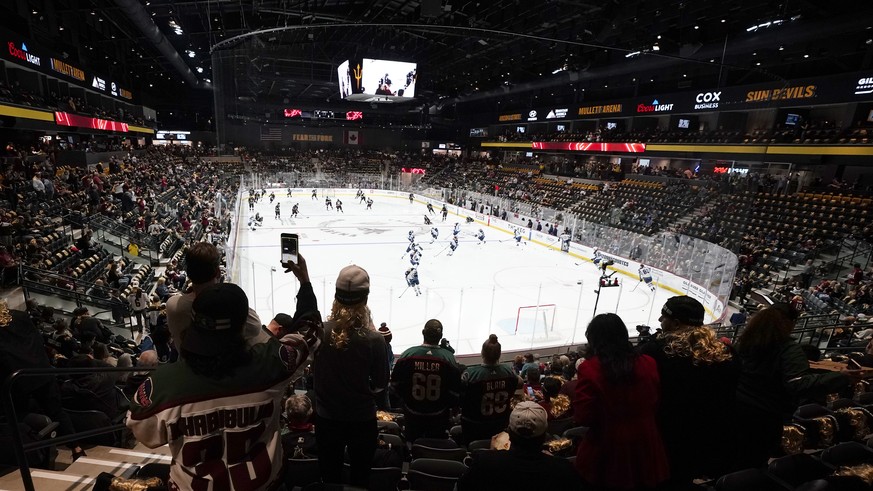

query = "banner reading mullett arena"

[531,142,645,152]
[54,112,129,132]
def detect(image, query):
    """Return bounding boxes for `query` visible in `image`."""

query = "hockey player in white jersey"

[453,222,461,237]
[410,250,421,267]
[408,230,415,244]
[476,229,486,244]
[430,226,439,244]
[639,264,656,291]
[592,248,603,266]
[514,228,523,246]
[405,267,421,296]
[559,232,571,252]
[325,197,333,210]
[448,236,459,256]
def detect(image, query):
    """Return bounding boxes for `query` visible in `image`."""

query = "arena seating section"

[2,141,873,490]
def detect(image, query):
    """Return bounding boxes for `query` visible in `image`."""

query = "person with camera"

[127,256,323,491]
[311,264,389,487]
[391,319,461,442]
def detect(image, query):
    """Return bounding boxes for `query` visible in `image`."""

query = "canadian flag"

[344,130,360,145]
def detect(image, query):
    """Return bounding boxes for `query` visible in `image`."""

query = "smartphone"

[280,233,299,265]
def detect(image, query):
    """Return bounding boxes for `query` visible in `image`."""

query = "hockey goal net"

[514,304,557,336]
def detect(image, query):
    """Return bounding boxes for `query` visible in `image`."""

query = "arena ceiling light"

[196,67,203,73]
[625,51,641,58]
[186,50,196,58]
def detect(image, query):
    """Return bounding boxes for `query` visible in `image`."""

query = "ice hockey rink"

[232,188,678,357]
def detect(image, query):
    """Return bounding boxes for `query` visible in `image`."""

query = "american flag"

[260,126,282,141]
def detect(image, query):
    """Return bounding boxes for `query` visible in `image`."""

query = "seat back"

[768,454,832,487]
[284,457,321,489]
[65,409,117,446]
[820,441,873,467]
[407,459,468,491]
[715,468,790,491]
[411,443,467,462]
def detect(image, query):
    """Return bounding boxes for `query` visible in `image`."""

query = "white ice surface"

[233,190,676,356]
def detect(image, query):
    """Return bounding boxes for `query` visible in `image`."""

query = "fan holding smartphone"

[281,233,299,266]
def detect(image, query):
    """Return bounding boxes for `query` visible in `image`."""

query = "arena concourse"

[2,1,873,490]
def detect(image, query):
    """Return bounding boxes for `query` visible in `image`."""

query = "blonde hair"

[662,326,732,365]
[833,464,873,484]
[327,300,372,350]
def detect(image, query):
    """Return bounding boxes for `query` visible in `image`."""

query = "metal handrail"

[2,366,155,491]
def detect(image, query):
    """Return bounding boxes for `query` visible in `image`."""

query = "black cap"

[183,283,248,356]
[661,296,705,326]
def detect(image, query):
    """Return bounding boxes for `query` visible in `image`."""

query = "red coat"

[574,355,669,490]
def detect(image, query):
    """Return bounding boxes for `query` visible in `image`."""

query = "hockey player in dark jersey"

[427,202,435,215]
[424,215,432,225]
[335,199,343,213]
[274,202,281,219]
[391,319,461,441]
[405,267,421,296]
[441,205,448,221]
[459,334,521,443]
[409,192,414,204]
[291,203,299,218]
[269,192,276,204]
[311,189,317,200]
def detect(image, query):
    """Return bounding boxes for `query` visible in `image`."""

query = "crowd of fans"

[1,141,873,490]
[495,119,872,146]
[0,80,154,127]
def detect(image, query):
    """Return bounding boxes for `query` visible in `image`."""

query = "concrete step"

[0,467,95,491]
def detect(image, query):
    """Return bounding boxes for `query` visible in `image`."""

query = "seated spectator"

[137,325,177,364]
[123,350,158,398]
[61,354,124,419]
[574,313,669,490]
[460,334,521,443]
[392,319,460,442]
[521,367,544,403]
[282,394,317,459]
[0,301,86,460]
[457,401,583,490]
[519,353,538,377]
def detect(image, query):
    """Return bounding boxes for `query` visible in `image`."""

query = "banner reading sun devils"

[344,130,361,145]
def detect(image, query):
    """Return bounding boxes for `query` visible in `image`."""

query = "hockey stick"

[435,244,451,257]
[398,286,410,298]
[631,279,642,292]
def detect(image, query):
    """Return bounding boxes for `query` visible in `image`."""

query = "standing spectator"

[574,313,669,489]
[126,284,149,333]
[311,265,388,487]
[127,274,322,490]
[166,242,269,348]
[31,173,45,199]
[459,334,521,443]
[457,402,583,490]
[734,304,856,469]
[640,296,739,487]
[392,319,461,442]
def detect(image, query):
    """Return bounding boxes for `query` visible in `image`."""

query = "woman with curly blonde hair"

[311,265,389,488]
[640,295,739,488]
